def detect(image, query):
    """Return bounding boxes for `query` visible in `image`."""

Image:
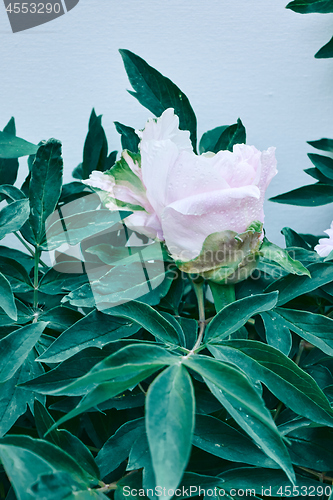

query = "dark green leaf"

[270,183,333,206]
[286,0,333,13]
[114,122,140,153]
[0,271,17,320]
[315,36,333,58]
[287,426,333,470]
[213,119,246,152]
[218,467,321,495]
[260,239,310,276]
[261,311,292,355]
[29,139,63,244]
[38,310,140,363]
[308,138,333,152]
[204,292,278,342]
[199,126,229,154]
[0,256,33,293]
[34,401,100,480]
[0,435,98,500]
[0,349,44,437]
[96,418,145,478]
[274,307,333,356]
[308,153,333,179]
[82,109,108,179]
[193,414,279,468]
[184,355,295,483]
[48,367,161,431]
[281,227,312,250]
[37,344,178,396]
[119,49,197,150]
[0,322,47,383]
[146,365,195,494]
[21,347,113,396]
[0,118,19,185]
[0,199,29,240]
[0,130,37,159]
[105,300,184,345]
[209,341,333,427]
[265,262,333,305]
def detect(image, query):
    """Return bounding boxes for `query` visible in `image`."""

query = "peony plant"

[0,48,333,500]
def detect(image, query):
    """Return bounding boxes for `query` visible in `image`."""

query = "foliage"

[0,49,332,500]
[286,0,333,58]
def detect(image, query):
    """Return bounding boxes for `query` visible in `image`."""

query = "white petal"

[137,108,192,152]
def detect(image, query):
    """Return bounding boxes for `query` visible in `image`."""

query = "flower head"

[84,109,277,282]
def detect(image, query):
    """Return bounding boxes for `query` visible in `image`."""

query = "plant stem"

[191,280,206,352]
[209,282,236,312]
[14,232,48,268]
[33,246,41,310]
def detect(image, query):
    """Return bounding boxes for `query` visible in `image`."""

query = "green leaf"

[204,292,278,342]
[20,347,113,396]
[0,118,19,185]
[34,401,100,480]
[274,307,333,356]
[104,300,184,346]
[0,322,47,383]
[29,139,63,244]
[48,367,161,431]
[184,355,295,483]
[260,239,310,277]
[199,125,229,154]
[96,418,145,478]
[209,341,333,427]
[37,310,140,363]
[316,36,333,58]
[36,344,178,396]
[146,365,195,495]
[29,472,108,500]
[0,130,37,159]
[286,0,333,13]
[0,256,33,293]
[44,208,129,250]
[0,271,17,320]
[308,153,333,179]
[0,435,98,500]
[286,426,333,471]
[265,262,333,305]
[308,138,333,152]
[114,122,140,153]
[82,109,108,179]
[193,414,280,468]
[119,49,197,150]
[0,198,29,240]
[218,467,321,495]
[0,349,45,437]
[213,119,246,152]
[261,311,292,355]
[281,227,312,250]
[270,183,333,206]
[127,433,156,496]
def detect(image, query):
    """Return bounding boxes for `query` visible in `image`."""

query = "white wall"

[0,0,332,246]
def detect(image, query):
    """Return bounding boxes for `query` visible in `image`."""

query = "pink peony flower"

[84,109,277,282]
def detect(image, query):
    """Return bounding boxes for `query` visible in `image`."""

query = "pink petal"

[125,211,164,241]
[161,186,261,260]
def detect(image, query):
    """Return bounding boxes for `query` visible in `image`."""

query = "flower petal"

[161,186,261,260]
[137,108,192,152]
[125,211,164,241]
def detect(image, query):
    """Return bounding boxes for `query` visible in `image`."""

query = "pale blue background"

[0,0,332,246]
